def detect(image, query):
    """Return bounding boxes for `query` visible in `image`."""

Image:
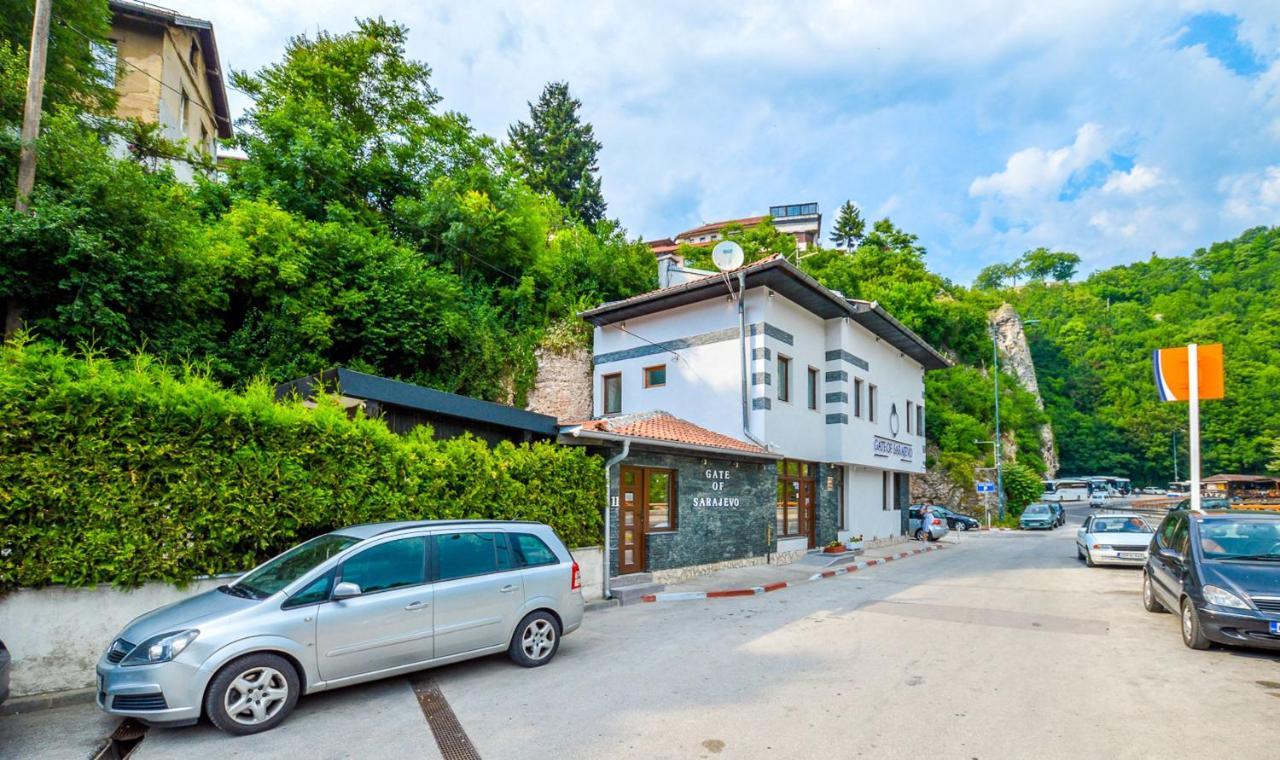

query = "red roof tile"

[568,412,770,455]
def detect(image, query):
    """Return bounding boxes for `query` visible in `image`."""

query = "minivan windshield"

[231,534,359,599]
[1199,519,1280,561]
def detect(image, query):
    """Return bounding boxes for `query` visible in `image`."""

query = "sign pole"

[1188,343,1201,512]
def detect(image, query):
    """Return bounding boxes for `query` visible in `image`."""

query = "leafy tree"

[508,81,606,226]
[678,217,797,269]
[1021,247,1080,282]
[1002,462,1044,517]
[828,200,865,250]
[975,262,1021,290]
[0,0,116,126]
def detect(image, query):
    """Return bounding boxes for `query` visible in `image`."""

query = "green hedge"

[0,341,603,590]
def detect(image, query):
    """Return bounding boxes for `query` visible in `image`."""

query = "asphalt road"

[5,502,1279,759]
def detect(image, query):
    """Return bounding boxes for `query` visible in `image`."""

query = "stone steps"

[609,574,665,605]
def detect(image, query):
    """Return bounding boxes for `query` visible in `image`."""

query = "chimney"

[656,253,685,289]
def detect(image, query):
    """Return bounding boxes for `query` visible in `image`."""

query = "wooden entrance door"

[617,465,645,575]
[802,478,817,549]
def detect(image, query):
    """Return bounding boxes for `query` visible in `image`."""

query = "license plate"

[1270,621,1280,634]
[1119,552,1145,559]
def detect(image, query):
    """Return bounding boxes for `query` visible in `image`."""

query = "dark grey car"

[0,637,10,706]
[96,520,585,735]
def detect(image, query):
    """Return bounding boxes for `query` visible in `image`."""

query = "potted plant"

[823,540,845,554]
[845,534,865,552]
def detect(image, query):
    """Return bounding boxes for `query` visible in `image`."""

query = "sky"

[181,1,1280,284]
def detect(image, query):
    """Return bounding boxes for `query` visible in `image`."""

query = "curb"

[0,687,96,716]
[640,544,945,603]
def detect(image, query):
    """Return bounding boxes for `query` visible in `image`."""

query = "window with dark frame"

[917,403,924,437]
[602,373,622,415]
[643,364,666,388]
[834,467,846,531]
[907,400,914,434]
[777,356,791,402]
[868,384,878,422]
[882,471,891,510]
[807,367,819,410]
[853,377,863,418]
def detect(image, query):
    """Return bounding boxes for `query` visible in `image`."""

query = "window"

[189,39,200,69]
[853,378,863,418]
[917,403,924,437]
[511,533,559,567]
[868,384,878,422]
[236,533,357,598]
[777,356,791,402]
[834,466,845,531]
[643,364,666,388]
[807,367,819,410]
[283,571,334,609]
[340,537,427,594]
[434,532,499,581]
[777,460,815,537]
[882,471,891,510]
[907,401,914,434]
[94,41,118,88]
[602,373,622,415]
[645,469,675,531]
[199,124,210,155]
[179,89,190,130]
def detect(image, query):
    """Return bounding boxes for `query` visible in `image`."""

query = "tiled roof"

[674,215,767,241]
[566,411,770,455]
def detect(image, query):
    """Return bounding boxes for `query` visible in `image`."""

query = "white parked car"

[1089,491,1106,507]
[1076,513,1155,567]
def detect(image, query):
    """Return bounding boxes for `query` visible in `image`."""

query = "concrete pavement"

[4,511,1279,759]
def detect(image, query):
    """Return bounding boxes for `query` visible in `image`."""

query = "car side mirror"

[1161,548,1184,565]
[332,581,362,600]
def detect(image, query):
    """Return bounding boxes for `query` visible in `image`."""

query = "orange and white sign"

[1153,343,1224,401]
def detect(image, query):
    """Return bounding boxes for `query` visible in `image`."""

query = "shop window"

[807,367,819,410]
[602,373,622,415]
[833,467,846,531]
[907,401,914,434]
[644,364,666,388]
[853,378,863,418]
[777,356,791,402]
[777,459,815,538]
[868,384,878,422]
[882,471,891,511]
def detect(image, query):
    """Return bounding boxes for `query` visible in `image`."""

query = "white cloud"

[968,123,1108,199]
[1101,165,1164,194]
[1219,165,1280,220]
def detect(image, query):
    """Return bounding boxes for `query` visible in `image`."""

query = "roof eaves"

[561,425,782,460]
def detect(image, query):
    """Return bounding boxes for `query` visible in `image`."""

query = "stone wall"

[608,452,776,577]
[526,345,592,421]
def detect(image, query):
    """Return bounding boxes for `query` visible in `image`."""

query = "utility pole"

[992,329,1005,519]
[7,0,53,338]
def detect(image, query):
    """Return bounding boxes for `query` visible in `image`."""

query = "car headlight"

[1202,585,1250,610]
[120,630,199,666]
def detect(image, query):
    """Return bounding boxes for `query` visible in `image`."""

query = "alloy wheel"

[223,666,289,726]
[521,618,556,661]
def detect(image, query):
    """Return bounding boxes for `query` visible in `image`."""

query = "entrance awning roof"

[560,412,780,460]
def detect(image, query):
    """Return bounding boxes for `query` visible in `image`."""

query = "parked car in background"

[96,520,584,735]
[1077,513,1154,567]
[907,506,949,541]
[1141,486,1165,495]
[1089,491,1106,508]
[0,637,10,706]
[1143,510,1280,651]
[1019,504,1056,530]
[1048,503,1066,527]
[930,506,981,532]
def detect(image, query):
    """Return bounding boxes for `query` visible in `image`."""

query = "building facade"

[106,1,232,179]
[571,255,948,579]
[658,202,823,253]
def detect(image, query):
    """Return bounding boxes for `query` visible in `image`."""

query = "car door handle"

[404,601,430,611]
[499,585,517,594]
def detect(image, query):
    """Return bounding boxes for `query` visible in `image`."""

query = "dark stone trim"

[751,347,772,361]
[751,372,772,386]
[825,392,848,404]
[825,370,848,383]
[749,322,794,346]
[752,397,772,410]
[824,349,870,371]
[592,326,739,365]
[825,413,849,425]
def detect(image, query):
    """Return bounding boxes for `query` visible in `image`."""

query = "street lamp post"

[989,318,1039,519]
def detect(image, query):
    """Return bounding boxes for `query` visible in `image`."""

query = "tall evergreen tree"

[828,200,865,250]
[508,81,606,225]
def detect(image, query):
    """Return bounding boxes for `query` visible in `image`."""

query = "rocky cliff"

[990,303,1059,478]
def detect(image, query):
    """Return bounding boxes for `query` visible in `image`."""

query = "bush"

[0,341,603,590]
[1002,462,1043,518]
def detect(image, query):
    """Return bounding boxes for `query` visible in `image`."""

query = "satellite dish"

[711,240,745,271]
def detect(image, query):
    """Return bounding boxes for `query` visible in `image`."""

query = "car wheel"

[204,653,300,735]
[1085,550,1096,568]
[1142,572,1166,613]
[958,522,969,532]
[509,610,561,668]
[914,529,926,541]
[1076,545,1084,561]
[1180,598,1211,650]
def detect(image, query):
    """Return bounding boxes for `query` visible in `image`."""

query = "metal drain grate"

[409,675,481,760]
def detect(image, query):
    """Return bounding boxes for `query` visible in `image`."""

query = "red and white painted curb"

[640,544,945,603]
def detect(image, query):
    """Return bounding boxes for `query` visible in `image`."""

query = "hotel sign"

[873,435,914,462]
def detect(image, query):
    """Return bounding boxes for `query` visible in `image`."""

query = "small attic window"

[189,39,199,69]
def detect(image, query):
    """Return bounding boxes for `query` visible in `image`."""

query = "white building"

[579,254,949,553]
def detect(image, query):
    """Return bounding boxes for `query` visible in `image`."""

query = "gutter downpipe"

[602,438,630,600]
[738,270,768,451]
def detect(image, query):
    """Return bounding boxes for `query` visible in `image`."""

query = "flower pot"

[823,545,845,554]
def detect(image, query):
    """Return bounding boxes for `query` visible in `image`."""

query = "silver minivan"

[96,520,585,735]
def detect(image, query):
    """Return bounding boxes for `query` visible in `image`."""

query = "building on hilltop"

[652,202,823,254]
[105,0,232,180]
